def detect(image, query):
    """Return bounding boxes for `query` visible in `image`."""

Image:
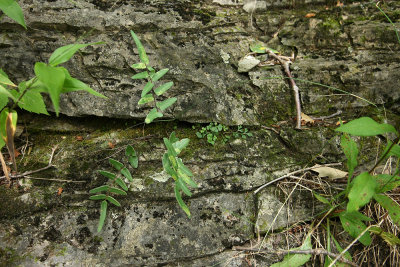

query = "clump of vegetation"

[194,122,252,145]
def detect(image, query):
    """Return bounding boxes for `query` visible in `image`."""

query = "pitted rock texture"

[1,0,399,125]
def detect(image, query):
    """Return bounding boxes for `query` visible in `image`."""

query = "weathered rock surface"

[0,0,399,266]
[1,0,399,125]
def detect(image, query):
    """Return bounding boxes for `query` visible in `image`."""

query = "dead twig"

[23,176,85,183]
[254,163,342,194]
[0,152,11,185]
[266,49,302,129]
[0,145,58,181]
[234,248,359,267]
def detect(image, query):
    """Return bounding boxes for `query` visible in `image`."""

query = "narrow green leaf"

[131,63,146,69]
[141,82,154,97]
[62,74,106,98]
[347,172,377,212]
[109,158,124,171]
[331,233,352,261]
[172,138,189,154]
[115,177,128,191]
[98,170,116,180]
[89,185,110,194]
[49,42,103,67]
[169,132,179,144]
[130,31,149,65]
[97,200,107,232]
[374,194,400,227]
[369,226,400,246]
[163,158,179,181]
[339,211,372,246]
[341,134,358,180]
[121,167,133,182]
[131,71,149,79]
[375,174,400,193]
[313,191,331,205]
[178,168,197,188]
[156,97,177,111]
[106,196,121,207]
[163,138,177,157]
[34,62,65,115]
[89,194,107,200]
[151,68,169,82]
[0,0,26,29]
[145,108,163,124]
[177,158,193,177]
[270,234,312,267]
[138,94,154,105]
[109,187,127,196]
[174,183,191,218]
[128,156,138,169]
[177,178,192,196]
[154,81,173,96]
[0,69,16,87]
[336,117,398,136]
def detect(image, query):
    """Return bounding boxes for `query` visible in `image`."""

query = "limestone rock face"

[1,0,399,125]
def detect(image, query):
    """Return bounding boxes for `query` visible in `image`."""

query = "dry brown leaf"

[336,1,344,7]
[311,165,348,179]
[57,187,63,196]
[305,13,316,18]
[75,136,83,141]
[301,112,315,125]
[108,141,115,149]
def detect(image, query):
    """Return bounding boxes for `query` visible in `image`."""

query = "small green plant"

[0,0,26,29]
[195,122,252,145]
[0,42,105,181]
[90,145,138,232]
[91,31,197,231]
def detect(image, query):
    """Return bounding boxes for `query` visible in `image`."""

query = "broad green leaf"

[115,177,128,191]
[383,141,400,159]
[130,31,149,65]
[313,191,331,205]
[0,69,16,87]
[62,75,106,98]
[0,85,13,111]
[34,63,65,115]
[121,167,133,182]
[11,90,49,115]
[131,71,149,79]
[339,211,372,246]
[177,178,192,196]
[151,68,169,82]
[174,182,191,218]
[0,0,26,29]
[154,81,173,96]
[270,234,312,267]
[126,145,138,168]
[336,117,398,136]
[369,226,400,246]
[131,63,146,69]
[89,185,110,194]
[163,137,177,157]
[98,170,116,180]
[347,172,377,212]
[49,42,103,67]
[98,200,107,232]
[109,158,124,171]
[375,174,400,193]
[141,82,154,97]
[157,97,177,111]
[250,42,267,53]
[341,134,358,180]
[145,108,163,124]
[172,138,189,154]
[0,138,4,150]
[374,194,400,227]
[106,196,121,207]
[109,187,127,195]
[89,194,107,200]
[138,94,154,105]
